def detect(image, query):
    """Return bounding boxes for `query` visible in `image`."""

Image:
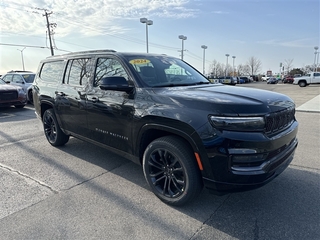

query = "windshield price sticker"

[129,59,150,65]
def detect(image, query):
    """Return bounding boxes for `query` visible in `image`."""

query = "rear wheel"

[14,105,25,108]
[143,136,203,206]
[298,81,307,87]
[28,90,33,104]
[43,109,69,146]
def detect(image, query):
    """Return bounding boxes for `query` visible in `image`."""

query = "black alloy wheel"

[43,109,69,146]
[143,136,203,206]
[14,105,25,108]
[28,90,33,104]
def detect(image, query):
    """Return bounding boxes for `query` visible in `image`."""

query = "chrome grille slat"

[0,91,18,101]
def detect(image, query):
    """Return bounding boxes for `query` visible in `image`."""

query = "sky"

[0,0,319,76]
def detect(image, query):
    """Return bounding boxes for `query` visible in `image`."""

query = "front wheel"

[43,109,69,146]
[14,105,25,108]
[143,136,203,206]
[298,81,307,87]
[28,90,33,104]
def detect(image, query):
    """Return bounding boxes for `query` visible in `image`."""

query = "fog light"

[232,154,267,163]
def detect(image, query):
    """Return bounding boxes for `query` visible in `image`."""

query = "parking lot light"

[314,46,319,71]
[225,54,230,77]
[140,18,153,53]
[232,56,236,77]
[17,47,26,71]
[179,35,187,60]
[201,45,207,75]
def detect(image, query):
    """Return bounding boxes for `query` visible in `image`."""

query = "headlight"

[17,88,25,94]
[209,116,265,131]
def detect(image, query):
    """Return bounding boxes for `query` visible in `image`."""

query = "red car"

[0,78,27,108]
[283,76,294,83]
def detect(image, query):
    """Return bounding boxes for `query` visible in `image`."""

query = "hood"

[150,84,295,116]
[0,84,21,91]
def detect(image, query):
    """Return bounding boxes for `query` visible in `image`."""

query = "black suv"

[33,50,298,206]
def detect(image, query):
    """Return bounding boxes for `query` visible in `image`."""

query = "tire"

[298,81,307,87]
[43,108,69,146]
[14,105,25,108]
[28,90,33,105]
[143,136,203,206]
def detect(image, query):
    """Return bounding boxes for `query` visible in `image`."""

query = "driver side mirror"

[99,76,134,93]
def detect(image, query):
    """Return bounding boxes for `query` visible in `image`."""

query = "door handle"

[88,96,99,103]
[55,91,66,96]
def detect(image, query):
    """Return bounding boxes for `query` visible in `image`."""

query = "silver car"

[1,71,35,104]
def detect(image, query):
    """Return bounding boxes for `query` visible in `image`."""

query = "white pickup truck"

[293,72,320,87]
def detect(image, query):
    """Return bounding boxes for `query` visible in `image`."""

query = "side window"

[65,58,91,86]
[12,75,23,83]
[314,73,320,77]
[2,74,13,82]
[40,61,65,82]
[94,58,128,86]
[22,74,35,83]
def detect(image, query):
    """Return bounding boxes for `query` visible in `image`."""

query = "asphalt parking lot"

[0,82,319,240]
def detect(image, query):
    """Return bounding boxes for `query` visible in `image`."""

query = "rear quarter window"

[39,61,65,82]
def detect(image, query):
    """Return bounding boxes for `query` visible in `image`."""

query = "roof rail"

[7,70,33,73]
[65,49,116,55]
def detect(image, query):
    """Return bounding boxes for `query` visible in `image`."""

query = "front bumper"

[198,121,298,193]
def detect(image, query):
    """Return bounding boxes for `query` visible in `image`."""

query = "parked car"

[283,76,294,84]
[240,76,250,83]
[293,72,320,87]
[267,77,278,84]
[1,71,35,104]
[261,75,271,81]
[236,77,244,84]
[218,76,237,85]
[32,50,298,206]
[0,78,27,108]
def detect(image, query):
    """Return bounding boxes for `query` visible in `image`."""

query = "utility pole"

[42,10,55,56]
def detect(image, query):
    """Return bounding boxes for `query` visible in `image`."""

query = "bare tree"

[216,62,224,77]
[209,60,226,77]
[247,56,262,76]
[284,59,294,74]
[208,60,219,78]
[237,64,251,76]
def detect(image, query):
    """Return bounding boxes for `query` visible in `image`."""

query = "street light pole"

[179,35,187,60]
[140,18,153,53]
[17,47,26,71]
[201,45,207,75]
[225,54,229,77]
[314,46,319,71]
[232,56,236,76]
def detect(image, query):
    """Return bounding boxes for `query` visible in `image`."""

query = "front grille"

[0,90,18,101]
[265,107,295,134]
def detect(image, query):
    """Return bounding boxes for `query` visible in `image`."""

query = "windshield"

[125,55,210,87]
[22,74,35,83]
[0,79,5,85]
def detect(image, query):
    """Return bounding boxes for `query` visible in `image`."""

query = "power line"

[0,43,47,49]
[0,3,193,56]
[0,43,71,53]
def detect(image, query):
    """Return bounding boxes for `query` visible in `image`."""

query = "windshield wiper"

[194,81,210,85]
[152,81,211,88]
[153,83,194,87]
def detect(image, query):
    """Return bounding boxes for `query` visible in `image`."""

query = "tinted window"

[94,58,128,87]
[12,74,23,83]
[22,74,35,83]
[40,61,65,82]
[2,74,13,82]
[65,58,92,86]
[125,55,209,87]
